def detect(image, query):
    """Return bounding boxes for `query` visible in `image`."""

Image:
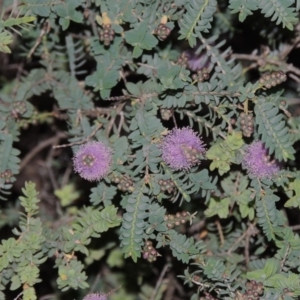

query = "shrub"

[1,1,300,299]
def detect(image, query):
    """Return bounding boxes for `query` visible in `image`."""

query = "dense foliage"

[1,0,300,299]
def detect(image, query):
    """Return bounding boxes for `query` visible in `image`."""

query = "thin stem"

[215,219,224,247]
[150,264,170,300]
[53,121,104,149]
[20,132,67,170]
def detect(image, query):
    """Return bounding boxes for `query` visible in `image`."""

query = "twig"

[233,53,300,79]
[288,73,300,83]
[244,230,250,269]
[215,219,224,247]
[39,295,56,300]
[164,273,176,300]
[27,21,50,59]
[86,8,98,36]
[88,271,102,293]
[226,223,257,255]
[150,264,170,300]
[117,111,125,134]
[11,62,25,96]
[286,98,300,105]
[290,224,300,231]
[279,38,300,60]
[13,291,23,300]
[172,111,177,127]
[20,132,67,170]
[61,163,72,187]
[137,62,157,69]
[53,121,103,149]
[105,102,126,137]
[280,245,290,272]
[279,105,292,118]
[188,220,206,234]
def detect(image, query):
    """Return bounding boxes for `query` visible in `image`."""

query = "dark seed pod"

[158,179,176,195]
[260,71,286,89]
[154,24,171,40]
[0,169,13,183]
[239,112,254,137]
[99,24,115,46]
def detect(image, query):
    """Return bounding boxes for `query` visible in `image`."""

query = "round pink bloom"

[242,141,279,179]
[160,127,206,170]
[186,53,209,71]
[184,46,210,71]
[73,141,112,181]
[83,293,107,300]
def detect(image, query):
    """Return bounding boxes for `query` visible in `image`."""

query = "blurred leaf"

[205,197,230,218]
[55,184,80,207]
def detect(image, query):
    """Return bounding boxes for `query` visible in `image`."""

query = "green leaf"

[85,67,119,99]
[285,179,300,208]
[255,97,295,162]
[133,46,143,58]
[125,22,158,58]
[0,30,13,53]
[23,0,51,17]
[225,131,244,150]
[3,16,36,28]
[52,1,83,30]
[264,258,280,277]
[258,0,298,30]
[237,190,255,220]
[167,230,205,263]
[247,259,280,281]
[205,197,230,218]
[19,181,40,215]
[206,142,232,175]
[54,184,80,207]
[107,249,124,267]
[256,193,284,241]
[120,189,150,262]
[10,275,21,291]
[126,82,141,96]
[264,273,300,296]
[229,0,258,22]
[178,0,217,47]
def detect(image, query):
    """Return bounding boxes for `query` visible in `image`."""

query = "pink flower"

[242,141,279,179]
[160,127,206,170]
[184,44,210,71]
[73,141,112,181]
[83,293,107,300]
[186,52,210,71]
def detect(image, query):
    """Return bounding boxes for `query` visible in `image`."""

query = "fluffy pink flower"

[186,52,210,71]
[242,141,279,179]
[83,293,107,300]
[184,43,210,71]
[160,127,206,170]
[73,141,112,181]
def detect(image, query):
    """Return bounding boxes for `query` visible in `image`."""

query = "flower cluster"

[259,70,287,89]
[191,67,210,82]
[154,23,171,40]
[160,127,206,170]
[73,141,112,181]
[242,141,279,178]
[239,112,254,138]
[143,240,160,262]
[99,24,115,46]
